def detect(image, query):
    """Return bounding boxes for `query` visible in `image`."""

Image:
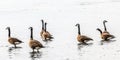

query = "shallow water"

[0,0,120,60]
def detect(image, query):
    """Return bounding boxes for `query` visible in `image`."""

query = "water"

[0,0,120,60]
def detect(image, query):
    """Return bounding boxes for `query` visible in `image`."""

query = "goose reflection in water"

[77,43,93,50]
[8,47,22,59]
[30,51,42,60]
[100,39,116,45]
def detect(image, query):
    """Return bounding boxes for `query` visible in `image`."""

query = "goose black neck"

[77,24,81,35]
[30,28,33,40]
[97,28,102,34]
[45,23,47,32]
[103,21,107,31]
[7,28,11,37]
[41,20,44,30]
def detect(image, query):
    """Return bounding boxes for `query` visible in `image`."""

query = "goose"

[42,22,53,40]
[76,23,93,44]
[29,27,43,52]
[6,27,23,48]
[96,20,115,40]
[40,19,45,39]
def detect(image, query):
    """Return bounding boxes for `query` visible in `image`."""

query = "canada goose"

[29,27,43,52]
[42,22,53,40]
[6,27,23,48]
[76,23,93,44]
[40,19,45,39]
[96,20,115,40]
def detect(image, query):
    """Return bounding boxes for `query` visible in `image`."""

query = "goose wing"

[108,34,115,39]
[9,37,23,44]
[81,35,93,40]
[102,32,115,39]
[30,40,43,48]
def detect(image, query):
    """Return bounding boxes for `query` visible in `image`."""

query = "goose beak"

[96,28,100,30]
[6,27,10,30]
[75,24,77,26]
[28,27,32,29]
[104,20,108,22]
[45,22,47,24]
[75,23,79,26]
[96,28,99,30]
[41,19,43,21]
[5,28,7,30]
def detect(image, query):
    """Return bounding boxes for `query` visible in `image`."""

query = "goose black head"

[6,27,10,30]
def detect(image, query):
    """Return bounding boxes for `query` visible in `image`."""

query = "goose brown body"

[41,22,53,40]
[29,39,43,51]
[97,20,115,40]
[76,24,93,43]
[8,37,22,45]
[6,27,23,48]
[42,31,52,40]
[77,35,93,43]
[97,28,115,40]
[29,27,43,52]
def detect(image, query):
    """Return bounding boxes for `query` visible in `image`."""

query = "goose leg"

[32,48,35,52]
[105,38,109,41]
[45,38,47,41]
[37,49,39,53]
[14,44,17,48]
[82,40,88,45]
